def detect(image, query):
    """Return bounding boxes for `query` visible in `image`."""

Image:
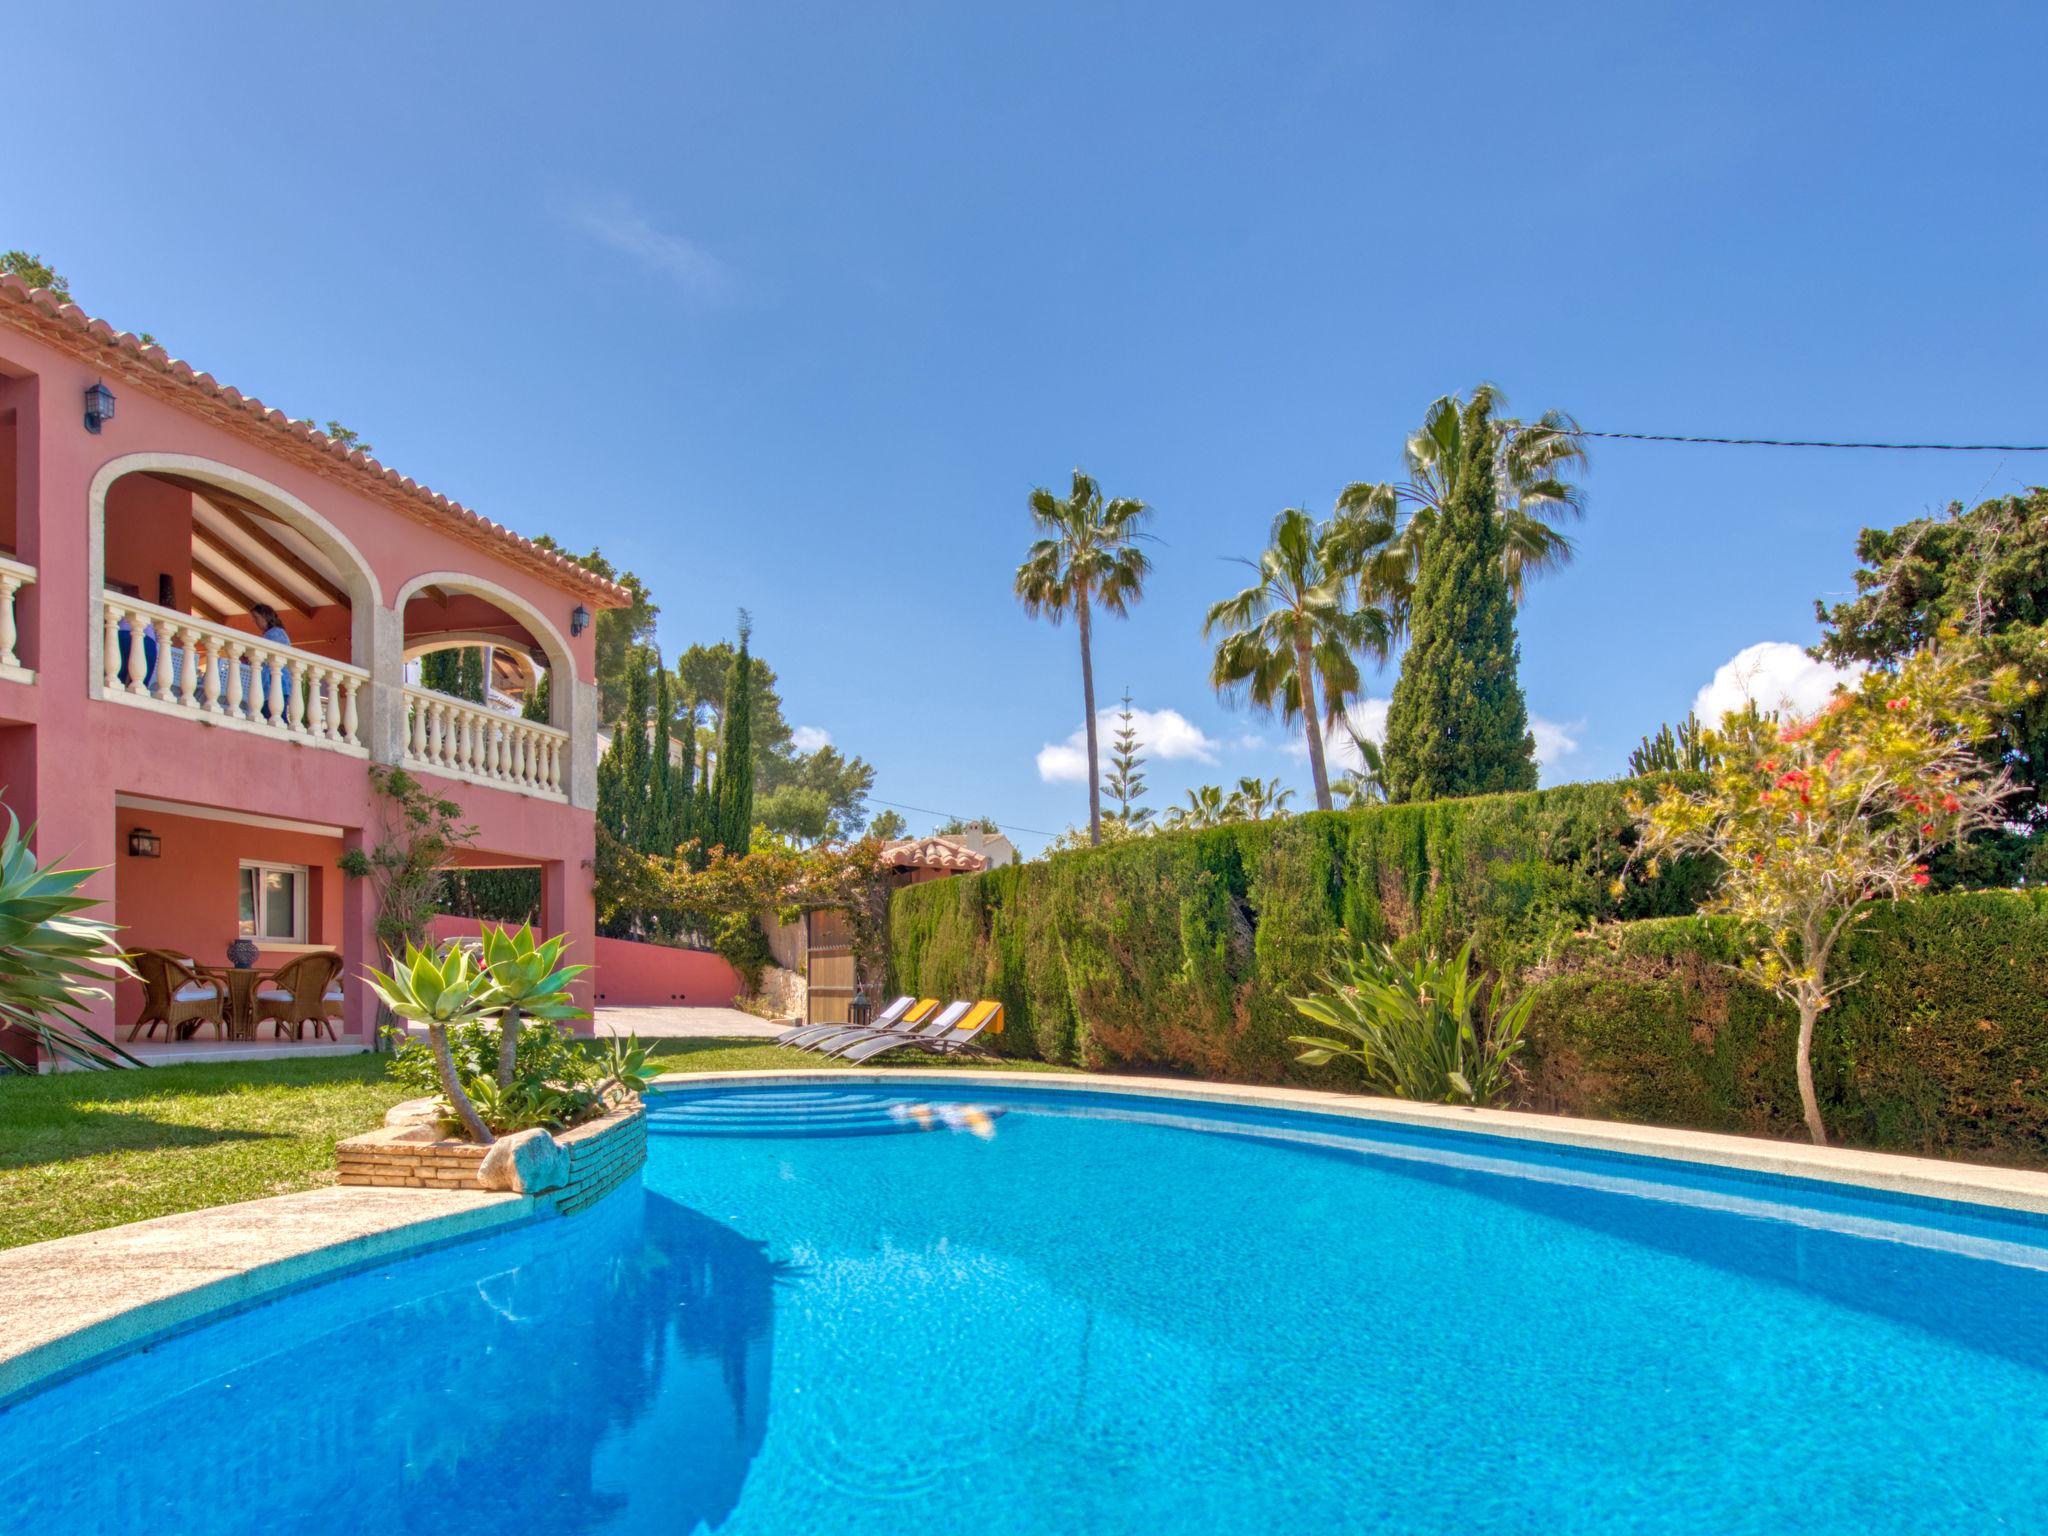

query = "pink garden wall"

[428,915,743,1011]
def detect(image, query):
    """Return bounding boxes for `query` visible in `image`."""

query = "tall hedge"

[1520,890,2048,1166]
[890,782,1709,1081]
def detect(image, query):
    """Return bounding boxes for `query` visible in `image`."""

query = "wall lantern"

[570,604,591,637]
[83,380,117,434]
[127,826,162,859]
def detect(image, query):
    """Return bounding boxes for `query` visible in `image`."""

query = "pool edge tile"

[0,1186,539,1409]
[650,1069,2048,1217]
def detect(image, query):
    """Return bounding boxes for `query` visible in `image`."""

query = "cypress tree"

[1381,396,1538,801]
[690,743,714,869]
[420,647,486,702]
[710,615,755,853]
[674,687,697,853]
[612,660,650,849]
[457,646,486,703]
[596,746,623,840]
[521,671,550,723]
[420,648,460,696]
[647,663,674,855]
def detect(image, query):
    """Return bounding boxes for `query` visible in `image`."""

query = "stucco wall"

[112,807,344,1027]
[426,916,744,1008]
[0,313,609,1043]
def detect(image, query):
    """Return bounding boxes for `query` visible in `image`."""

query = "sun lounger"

[835,1000,1004,1063]
[811,998,972,1058]
[777,995,924,1050]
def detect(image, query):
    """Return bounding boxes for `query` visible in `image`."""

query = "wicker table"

[203,966,268,1041]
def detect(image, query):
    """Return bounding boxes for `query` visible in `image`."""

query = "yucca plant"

[1288,936,1530,1105]
[477,925,588,1089]
[0,812,138,1073]
[363,941,496,1143]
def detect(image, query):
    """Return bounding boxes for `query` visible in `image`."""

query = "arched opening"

[96,463,375,664]
[400,591,562,722]
[89,457,381,746]
[395,573,575,797]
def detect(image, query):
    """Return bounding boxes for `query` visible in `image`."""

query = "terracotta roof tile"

[0,273,631,607]
[881,835,992,872]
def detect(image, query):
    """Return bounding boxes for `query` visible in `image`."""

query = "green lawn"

[0,1040,1068,1251]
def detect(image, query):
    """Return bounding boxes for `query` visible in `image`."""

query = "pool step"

[648,1089,1006,1140]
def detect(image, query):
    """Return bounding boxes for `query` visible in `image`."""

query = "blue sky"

[11,3,2046,851]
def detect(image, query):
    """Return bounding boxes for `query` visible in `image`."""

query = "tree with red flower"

[1628,639,2028,1144]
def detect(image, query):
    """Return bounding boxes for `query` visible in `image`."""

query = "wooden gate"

[804,908,857,1025]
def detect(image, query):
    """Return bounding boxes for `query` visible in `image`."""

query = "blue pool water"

[7,1082,2048,1534]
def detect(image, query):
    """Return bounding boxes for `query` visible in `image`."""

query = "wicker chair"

[253,952,346,1040]
[125,949,228,1041]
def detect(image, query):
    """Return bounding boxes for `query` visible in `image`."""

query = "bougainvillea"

[1630,639,2030,1144]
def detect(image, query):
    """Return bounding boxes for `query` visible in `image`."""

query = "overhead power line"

[1576,430,2048,452]
[865,797,1058,840]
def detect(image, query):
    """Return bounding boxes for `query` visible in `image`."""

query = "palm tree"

[1333,731,1388,807]
[1015,470,1153,846]
[1337,383,1586,627]
[1205,508,1393,812]
[1230,776,1295,820]
[1165,783,1235,831]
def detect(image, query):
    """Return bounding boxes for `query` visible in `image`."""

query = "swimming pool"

[6,1080,2048,1534]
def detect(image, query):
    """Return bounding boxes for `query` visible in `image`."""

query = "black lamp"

[83,381,116,434]
[571,604,591,637]
[127,826,161,858]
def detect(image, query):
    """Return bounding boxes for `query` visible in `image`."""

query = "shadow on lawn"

[0,1109,280,1170]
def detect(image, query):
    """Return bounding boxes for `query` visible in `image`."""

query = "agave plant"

[1288,936,1530,1105]
[363,941,496,1143]
[594,1030,654,1104]
[0,812,139,1072]
[477,925,588,1089]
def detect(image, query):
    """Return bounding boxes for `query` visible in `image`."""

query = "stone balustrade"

[402,685,567,799]
[0,555,33,675]
[98,594,366,750]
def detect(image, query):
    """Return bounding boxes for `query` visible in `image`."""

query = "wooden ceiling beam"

[189,542,280,619]
[212,505,349,607]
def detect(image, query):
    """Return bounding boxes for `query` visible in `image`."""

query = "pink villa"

[0,272,629,1061]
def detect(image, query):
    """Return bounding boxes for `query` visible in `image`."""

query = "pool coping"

[0,1185,538,1410]
[650,1068,2048,1216]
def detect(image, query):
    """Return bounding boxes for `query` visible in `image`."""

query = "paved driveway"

[591,1005,787,1040]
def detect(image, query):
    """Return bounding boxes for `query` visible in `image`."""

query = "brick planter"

[337,1102,647,1215]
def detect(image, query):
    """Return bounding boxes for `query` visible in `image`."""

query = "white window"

[238,862,308,943]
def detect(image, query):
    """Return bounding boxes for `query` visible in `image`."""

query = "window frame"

[237,860,309,944]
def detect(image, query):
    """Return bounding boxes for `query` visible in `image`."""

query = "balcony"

[99,594,369,752]
[402,686,567,800]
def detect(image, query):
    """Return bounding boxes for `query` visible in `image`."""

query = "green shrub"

[386,1018,601,1132]
[890,782,1704,1083]
[892,782,2048,1166]
[1519,889,2048,1166]
[1290,937,1532,1105]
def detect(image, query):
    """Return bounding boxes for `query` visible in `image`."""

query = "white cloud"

[1693,641,1862,726]
[1530,715,1581,768]
[1036,707,1219,783]
[790,725,831,752]
[1281,698,1577,775]
[562,192,734,298]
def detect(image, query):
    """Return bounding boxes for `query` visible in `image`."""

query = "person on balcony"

[248,604,294,718]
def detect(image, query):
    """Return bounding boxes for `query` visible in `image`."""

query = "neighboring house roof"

[942,827,1019,867]
[0,273,630,608]
[880,835,991,872]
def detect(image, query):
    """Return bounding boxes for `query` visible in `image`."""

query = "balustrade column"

[0,575,20,668]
